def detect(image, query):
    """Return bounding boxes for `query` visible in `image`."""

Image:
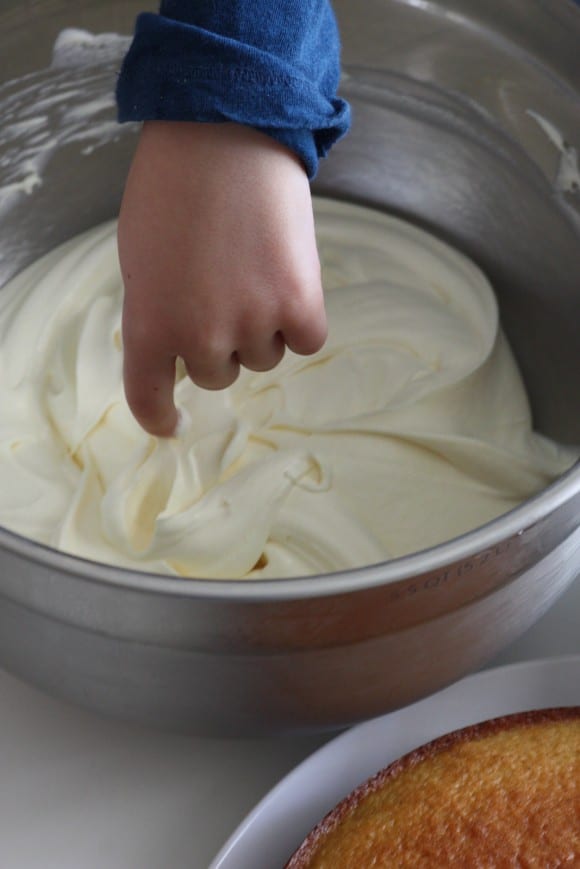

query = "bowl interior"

[1,0,579,454]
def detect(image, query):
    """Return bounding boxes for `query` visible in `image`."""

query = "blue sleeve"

[116,1,351,179]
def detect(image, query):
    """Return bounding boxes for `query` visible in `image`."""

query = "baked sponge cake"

[285,708,580,868]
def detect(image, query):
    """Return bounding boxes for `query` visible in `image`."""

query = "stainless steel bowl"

[0,0,579,735]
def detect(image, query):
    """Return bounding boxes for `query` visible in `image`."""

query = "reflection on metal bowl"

[0,0,579,734]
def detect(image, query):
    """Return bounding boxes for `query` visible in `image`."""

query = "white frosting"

[527,110,580,196]
[0,199,576,578]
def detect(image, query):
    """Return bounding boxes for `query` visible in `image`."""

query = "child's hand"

[118,121,327,437]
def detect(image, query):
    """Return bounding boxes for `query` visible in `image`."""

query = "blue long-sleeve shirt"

[116,1,350,178]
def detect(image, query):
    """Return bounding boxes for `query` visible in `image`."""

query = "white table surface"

[0,576,577,869]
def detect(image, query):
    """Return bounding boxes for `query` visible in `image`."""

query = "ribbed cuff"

[116,13,351,178]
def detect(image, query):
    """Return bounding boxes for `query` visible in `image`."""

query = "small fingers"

[236,330,286,372]
[123,340,178,438]
[282,293,328,357]
[183,343,241,390]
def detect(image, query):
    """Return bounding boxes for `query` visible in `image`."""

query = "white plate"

[211,655,580,869]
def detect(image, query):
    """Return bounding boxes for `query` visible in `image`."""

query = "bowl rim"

[0,0,578,603]
[0,461,578,601]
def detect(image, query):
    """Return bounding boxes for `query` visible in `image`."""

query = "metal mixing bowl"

[0,0,579,734]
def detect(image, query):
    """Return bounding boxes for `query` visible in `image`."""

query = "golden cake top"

[286,707,580,868]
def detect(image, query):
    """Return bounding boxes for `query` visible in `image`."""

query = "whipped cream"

[0,199,576,578]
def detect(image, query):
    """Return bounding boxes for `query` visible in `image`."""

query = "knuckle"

[243,346,285,373]
[284,309,327,356]
[193,329,229,362]
[185,354,240,391]
[284,279,323,322]
[195,369,240,391]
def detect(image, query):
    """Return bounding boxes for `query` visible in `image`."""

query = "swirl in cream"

[0,199,576,578]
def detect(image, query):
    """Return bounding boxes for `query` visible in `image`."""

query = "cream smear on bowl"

[527,110,580,197]
[0,198,576,579]
[0,29,135,284]
[0,28,130,209]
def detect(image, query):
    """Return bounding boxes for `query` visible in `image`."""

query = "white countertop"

[0,576,577,869]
